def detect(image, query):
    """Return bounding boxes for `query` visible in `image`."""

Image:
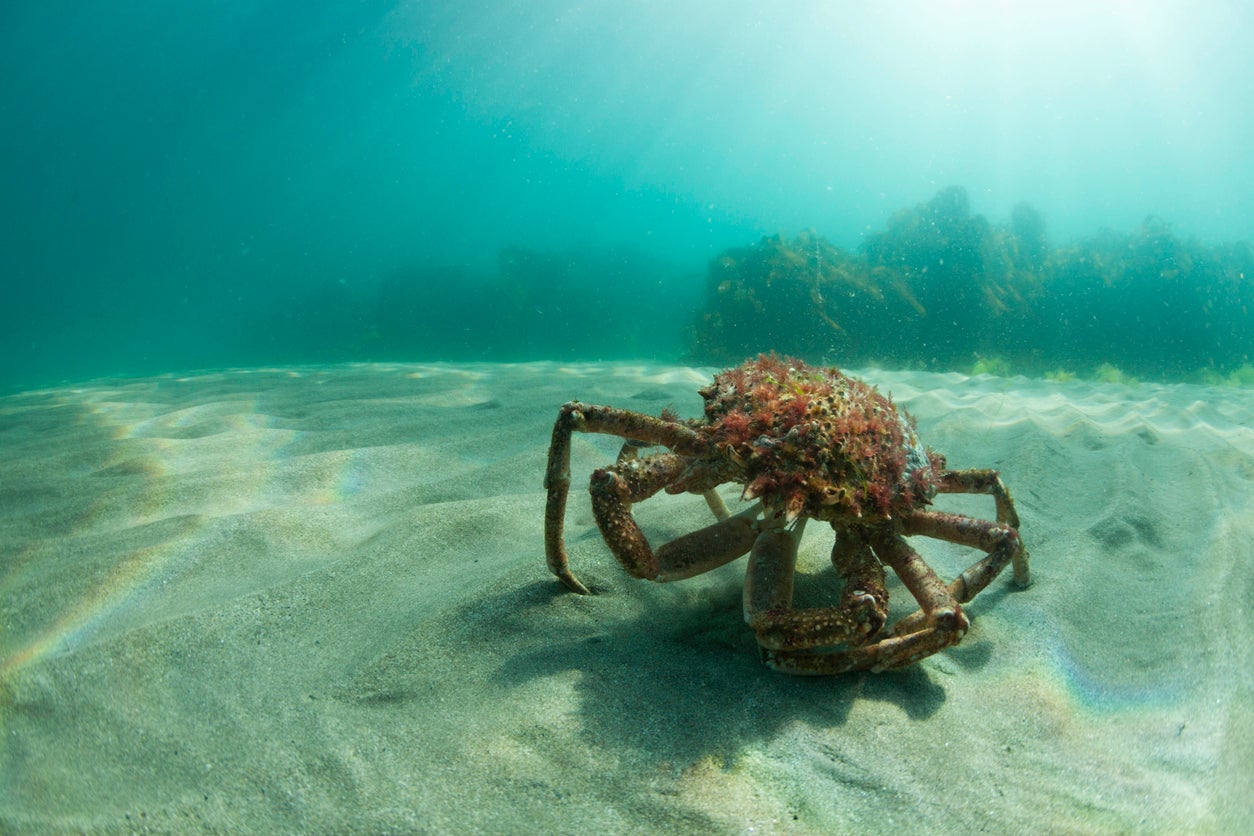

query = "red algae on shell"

[697,354,937,520]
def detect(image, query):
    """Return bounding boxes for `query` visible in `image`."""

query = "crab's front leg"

[545,401,710,594]
[760,530,969,675]
[743,522,890,660]
[591,459,770,582]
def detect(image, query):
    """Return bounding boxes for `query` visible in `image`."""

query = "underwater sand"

[1,361,1251,834]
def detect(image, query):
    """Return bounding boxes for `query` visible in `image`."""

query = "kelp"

[690,187,1254,380]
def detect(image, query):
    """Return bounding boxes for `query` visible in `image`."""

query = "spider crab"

[544,355,1031,674]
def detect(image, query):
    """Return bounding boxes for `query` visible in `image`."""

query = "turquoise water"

[3,2,1252,391]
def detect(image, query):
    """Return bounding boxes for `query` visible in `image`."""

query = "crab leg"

[703,489,732,521]
[909,509,1029,591]
[592,458,767,581]
[888,510,1029,636]
[936,467,1022,530]
[873,531,968,634]
[762,531,969,674]
[742,523,802,633]
[829,532,889,641]
[743,521,888,652]
[545,401,710,594]
[764,620,969,675]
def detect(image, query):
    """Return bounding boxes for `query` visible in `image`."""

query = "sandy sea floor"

[1,361,1251,834]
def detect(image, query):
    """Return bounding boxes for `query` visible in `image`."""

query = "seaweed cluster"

[1039,219,1254,378]
[690,187,1254,379]
[698,354,937,522]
